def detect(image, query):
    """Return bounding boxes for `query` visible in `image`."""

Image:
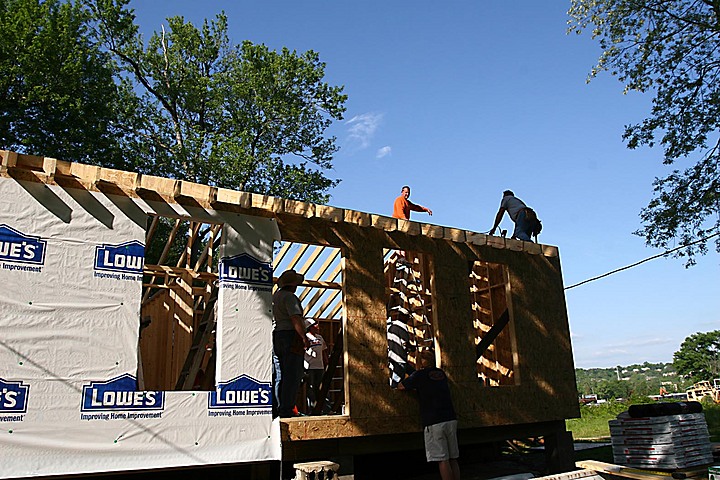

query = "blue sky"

[131,1,719,369]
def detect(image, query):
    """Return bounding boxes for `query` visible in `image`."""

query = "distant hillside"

[575,362,694,400]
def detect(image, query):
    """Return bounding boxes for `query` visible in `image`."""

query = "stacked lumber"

[609,411,713,469]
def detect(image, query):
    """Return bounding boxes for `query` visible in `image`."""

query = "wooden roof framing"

[0,150,559,258]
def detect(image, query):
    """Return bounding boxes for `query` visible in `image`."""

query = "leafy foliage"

[88,0,347,203]
[0,0,124,165]
[673,330,720,382]
[576,362,689,399]
[568,0,720,264]
[1,0,347,204]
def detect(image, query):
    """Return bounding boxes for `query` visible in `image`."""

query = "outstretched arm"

[490,207,505,235]
[408,200,432,216]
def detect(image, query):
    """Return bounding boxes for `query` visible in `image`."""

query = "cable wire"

[564,231,720,290]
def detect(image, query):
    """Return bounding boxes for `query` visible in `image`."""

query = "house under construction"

[0,150,579,479]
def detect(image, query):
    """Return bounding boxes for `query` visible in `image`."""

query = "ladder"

[174,284,219,390]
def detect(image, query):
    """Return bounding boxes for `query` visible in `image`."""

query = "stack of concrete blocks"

[293,460,339,480]
[609,412,713,469]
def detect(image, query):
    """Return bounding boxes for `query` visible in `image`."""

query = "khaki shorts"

[423,419,459,462]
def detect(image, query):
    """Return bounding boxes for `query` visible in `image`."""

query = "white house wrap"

[0,177,281,478]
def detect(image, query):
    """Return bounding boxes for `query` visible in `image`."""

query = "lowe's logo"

[0,225,46,265]
[0,378,29,413]
[219,253,272,285]
[94,241,144,274]
[81,374,164,412]
[208,375,272,409]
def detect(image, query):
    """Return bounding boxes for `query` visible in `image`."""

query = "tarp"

[0,177,281,478]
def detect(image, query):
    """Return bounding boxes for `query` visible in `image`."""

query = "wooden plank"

[542,245,559,257]
[466,232,487,246]
[53,159,73,177]
[315,204,343,222]
[145,216,160,246]
[98,167,137,190]
[69,163,101,185]
[575,461,687,480]
[284,199,316,217]
[137,173,176,196]
[371,214,397,231]
[397,219,421,235]
[344,209,371,227]
[177,222,202,268]
[170,272,195,388]
[310,289,342,319]
[174,180,213,202]
[283,243,311,272]
[0,150,18,173]
[273,278,341,290]
[272,241,293,269]
[300,263,341,303]
[194,224,222,272]
[215,188,251,208]
[487,236,506,249]
[42,157,57,182]
[523,241,543,255]
[142,218,183,304]
[251,193,283,212]
[421,223,443,238]
[443,227,466,242]
[295,244,325,276]
[506,238,524,251]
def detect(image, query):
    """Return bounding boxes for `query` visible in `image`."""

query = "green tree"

[568,1,720,264]
[673,330,720,382]
[595,379,630,400]
[89,0,347,203]
[0,0,124,164]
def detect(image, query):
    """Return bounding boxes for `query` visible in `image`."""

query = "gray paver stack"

[609,411,713,469]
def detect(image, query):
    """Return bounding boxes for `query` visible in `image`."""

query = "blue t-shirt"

[401,367,456,427]
[500,195,527,221]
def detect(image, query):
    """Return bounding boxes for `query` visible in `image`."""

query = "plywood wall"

[276,213,578,442]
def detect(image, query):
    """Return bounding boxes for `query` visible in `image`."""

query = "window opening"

[469,261,516,386]
[273,241,345,416]
[384,249,435,388]
[139,215,220,391]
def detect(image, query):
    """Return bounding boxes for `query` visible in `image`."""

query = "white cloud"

[346,112,383,149]
[376,146,392,158]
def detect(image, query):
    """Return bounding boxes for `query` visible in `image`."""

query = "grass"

[566,401,630,440]
[567,398,720,441]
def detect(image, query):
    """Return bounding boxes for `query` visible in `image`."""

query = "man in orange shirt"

[392,185,432,220]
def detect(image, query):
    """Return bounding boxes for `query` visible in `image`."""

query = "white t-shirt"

[304,333,327,370]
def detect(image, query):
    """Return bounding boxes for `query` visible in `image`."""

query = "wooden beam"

[272,241,293,269]
[0,150,18,173]
[298,251,341,302]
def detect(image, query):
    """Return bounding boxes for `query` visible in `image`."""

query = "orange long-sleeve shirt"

[393,195,426,220]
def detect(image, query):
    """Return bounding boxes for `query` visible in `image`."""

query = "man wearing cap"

[272,269,311,418]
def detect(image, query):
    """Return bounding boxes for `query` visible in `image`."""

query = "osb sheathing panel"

[279,219,579,441]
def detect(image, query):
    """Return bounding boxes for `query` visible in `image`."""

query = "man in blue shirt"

[398,349,460,480]
[490,190,535,241]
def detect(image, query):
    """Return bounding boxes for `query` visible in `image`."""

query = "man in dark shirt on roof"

[398,349,460,480]
[490,189,534,241]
